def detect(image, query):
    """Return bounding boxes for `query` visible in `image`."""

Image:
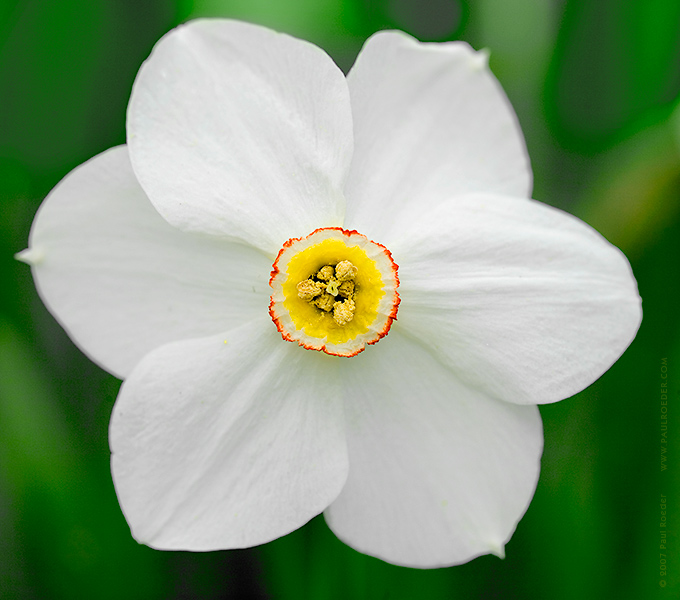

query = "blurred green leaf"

[0,1,110,170]
[547,0,680,150]
[0,318,168,599]
[576,105,680,259]
[471,0,559,202]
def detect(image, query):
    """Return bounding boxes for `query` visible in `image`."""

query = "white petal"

[343,31,531,241]
[127,19,354,253]
[110,319,348,550]
[25,146,271,379]
[325,330,542,568]
[393,193,642,405]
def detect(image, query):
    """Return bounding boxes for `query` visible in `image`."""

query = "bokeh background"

[1,0,678,598]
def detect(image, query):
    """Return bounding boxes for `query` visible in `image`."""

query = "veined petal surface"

[23,146,270,379]
[127,19,354,254]
[326,330,542,568]
[394,193,642,405]
[110,319,348,550]
[343,30,531,241]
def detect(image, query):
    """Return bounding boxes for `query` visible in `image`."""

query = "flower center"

[296,259,358,326]
[269,228,400,357]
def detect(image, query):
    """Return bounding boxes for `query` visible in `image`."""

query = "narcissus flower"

[18,20,641,568]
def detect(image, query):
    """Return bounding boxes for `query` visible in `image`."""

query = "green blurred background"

[1,0,678,598]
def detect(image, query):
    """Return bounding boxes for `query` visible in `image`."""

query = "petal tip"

[15,247,44,266]
[489,540,506,559]
[470,48,490,72]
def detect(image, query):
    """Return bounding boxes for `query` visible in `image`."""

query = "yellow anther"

[313,293,335,312]
[333,299,355,326]
[297,279,324,300]
[296,260,359,326]
[335,260,358,282]
[317,266,334,281]
[338,280,354,298]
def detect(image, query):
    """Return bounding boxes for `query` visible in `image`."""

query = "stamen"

[335,260,358,281]
[333,298,355,326]
[338,280,354,298]
[313,293,335,312]
[317,266,334,281]
[296,279,324,300]
[297,261,359,326]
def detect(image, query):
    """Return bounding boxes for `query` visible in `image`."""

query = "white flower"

[18,19,641,568]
